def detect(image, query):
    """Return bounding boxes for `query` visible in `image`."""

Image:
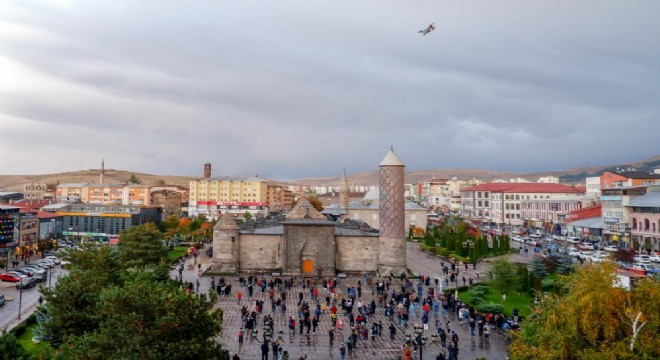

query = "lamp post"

[18,277,23,320]
[413,324,427,360]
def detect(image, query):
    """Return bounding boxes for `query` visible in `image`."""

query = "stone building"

[212,149,407,276]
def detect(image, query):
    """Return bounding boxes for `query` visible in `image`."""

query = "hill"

[0,169,197,192]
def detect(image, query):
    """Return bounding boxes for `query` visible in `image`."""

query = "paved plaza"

[173,243,513,360]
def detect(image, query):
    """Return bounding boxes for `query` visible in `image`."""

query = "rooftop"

[57,183,87,188]
[628,192,660,207]
[463,182,583,194]
[606,169,660,179]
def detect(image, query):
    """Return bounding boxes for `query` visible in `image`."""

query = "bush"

[472,283,490,293]
[468,288,486,298]
[476,302,504,314]
[471,296,484,305]
[436,248,452,257]
[541,277,555,289]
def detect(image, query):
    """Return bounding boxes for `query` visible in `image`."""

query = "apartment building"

[627,189,660,252]
[461,183,584,225]
[188,176,269,218]
[56,183,86,203]
[57,204,161,240]
[23,183,57,200]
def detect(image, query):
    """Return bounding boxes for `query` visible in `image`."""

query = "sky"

[1,0,659,180]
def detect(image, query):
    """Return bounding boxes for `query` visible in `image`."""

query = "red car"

[0,273,21,283]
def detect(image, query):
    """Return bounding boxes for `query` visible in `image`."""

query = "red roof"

[12,199,52,210]
[565,205,601,222]
[462,183,583,194]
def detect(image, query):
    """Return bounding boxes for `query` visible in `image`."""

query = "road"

[0,261,66,331]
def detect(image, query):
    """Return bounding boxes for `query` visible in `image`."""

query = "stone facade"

[212,149,408,276]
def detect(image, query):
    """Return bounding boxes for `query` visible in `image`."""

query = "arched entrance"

[301,260,314,274]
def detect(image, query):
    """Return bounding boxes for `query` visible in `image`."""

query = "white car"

[44,256,61,265]
[568,249,582,257]
[649,254,660,263]
[579,242,594,250]
[603,245,618,252]
[566,237,580,244]
[634,255,651,263]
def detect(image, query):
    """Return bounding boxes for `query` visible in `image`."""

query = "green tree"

[509,263,660,360]
[127,175,142,184]
[492,236,500,254]
[433,226,440,241]
[501,235,510,252]
[554,252,575,275]
[59,276,229,360]
[515,264,529,295]
[447,232,456,252]
[408,226,413,240]
[424,231,434,247]
[39,245,125,345]
[491,258,516,295]
[530,256,548,278]
[163,215,179,231]
[0,331,34,360]
[440,227,449,248]
[242,212,253,222]
[118,224,168,268]
[480,235,489,255]
[472,238,481,261]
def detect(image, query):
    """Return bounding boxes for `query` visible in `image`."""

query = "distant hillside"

[1,155,658,192]
[0,169,197,192]
[293,155,660,187]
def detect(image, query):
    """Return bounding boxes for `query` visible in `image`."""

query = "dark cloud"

[0,0,658,180]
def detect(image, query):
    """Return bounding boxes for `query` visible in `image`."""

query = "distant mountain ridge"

[1,155,658,192]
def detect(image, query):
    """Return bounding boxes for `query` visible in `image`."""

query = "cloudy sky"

[1,0,659,180]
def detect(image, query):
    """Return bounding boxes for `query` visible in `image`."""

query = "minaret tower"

[340,168,349,209]
[100,158,105,183]
[377,147,407,276]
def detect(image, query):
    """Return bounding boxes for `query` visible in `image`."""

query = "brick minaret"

[340,168,349,209]
[378,147,406,277]
[204,163,212,178]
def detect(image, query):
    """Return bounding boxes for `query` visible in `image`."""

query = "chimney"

[204,163,212,178]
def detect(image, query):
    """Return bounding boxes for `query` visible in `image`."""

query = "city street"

[0,256,66,331]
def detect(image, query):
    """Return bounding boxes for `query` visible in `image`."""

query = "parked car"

[0,272,21,283]
[11,268,34,277]
[16,277,39,289]
[6,271,30,281]
[634,255,651,263]
[0,294,5,306]
[648,254,660,263]
[568,249,582,257]
[588,252,611,263]
[566,237,580,244]
[578,242,594,250]
[21,266,47,281]
[44,256,61,265]
[36,260,54,268]
[630,263,660,275]
[603,245,618,252]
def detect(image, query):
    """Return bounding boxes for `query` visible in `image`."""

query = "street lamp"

[18,277,23,320]
[413,324,427,360]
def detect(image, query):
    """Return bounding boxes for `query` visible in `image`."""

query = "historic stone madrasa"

[212,148,407,276]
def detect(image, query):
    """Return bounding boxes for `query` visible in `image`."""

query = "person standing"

[339,342,347,360]
[260,342,269,360]
[484,325,490,342]
[469,316,476,336]
[328,328,335,347]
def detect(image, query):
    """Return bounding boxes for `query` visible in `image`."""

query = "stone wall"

[335,236,379,273]
[238,234,282,272]
[283,224,335,276]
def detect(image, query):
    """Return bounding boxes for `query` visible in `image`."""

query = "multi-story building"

[188,176,268,218]
[461,183,584,226]
[601,169,660,189]
[626,187,660,252]
[57,204,162,241]
[537,176,560,183]
[81,183,124,204]
[38,211,63,241]
[266,185,295,213]
[601,186,647,246]
[15,209,39,254]
[585,176,601,198]
[56,183,86,203]
[151,189,184,219]
[23,183,57,200]
[0,205,20,252]
[521,197,597,223]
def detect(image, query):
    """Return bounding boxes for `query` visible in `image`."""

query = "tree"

[59,276,229,360]
[243,212,253,222]
[408,226,414,240]
[307,196,324,212]
[530,256,548,278]
[509,263,660,359]
[615,248,636,264]
[127,175,142,184]
[0,331,33,360]
[554,252,575,275]
[447,232,456,252]
[118,224,168,268]
[490,258,516,295]
[515,264,529,295]
[492,236,500,254]
[163,215,179,232]
[424,231,434,247]
[479,235,489,256]
[433,226,440,241]
[440,227,449,248]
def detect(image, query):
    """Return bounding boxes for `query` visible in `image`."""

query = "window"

[484,201,489,207]
[516,204,520,210]
[645,219,650,231]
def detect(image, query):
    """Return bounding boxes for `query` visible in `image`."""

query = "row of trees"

[423,223,512,261]
[3,223,230,359]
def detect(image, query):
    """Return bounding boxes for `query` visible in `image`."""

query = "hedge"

[475,302,504,314]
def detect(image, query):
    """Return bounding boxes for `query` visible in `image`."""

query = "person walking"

[328,328,335,347]
[339,342,347,360]
[469,316,476,336]
[260,342,269,360]
[484,324,491,342]
[237,291,243,304]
